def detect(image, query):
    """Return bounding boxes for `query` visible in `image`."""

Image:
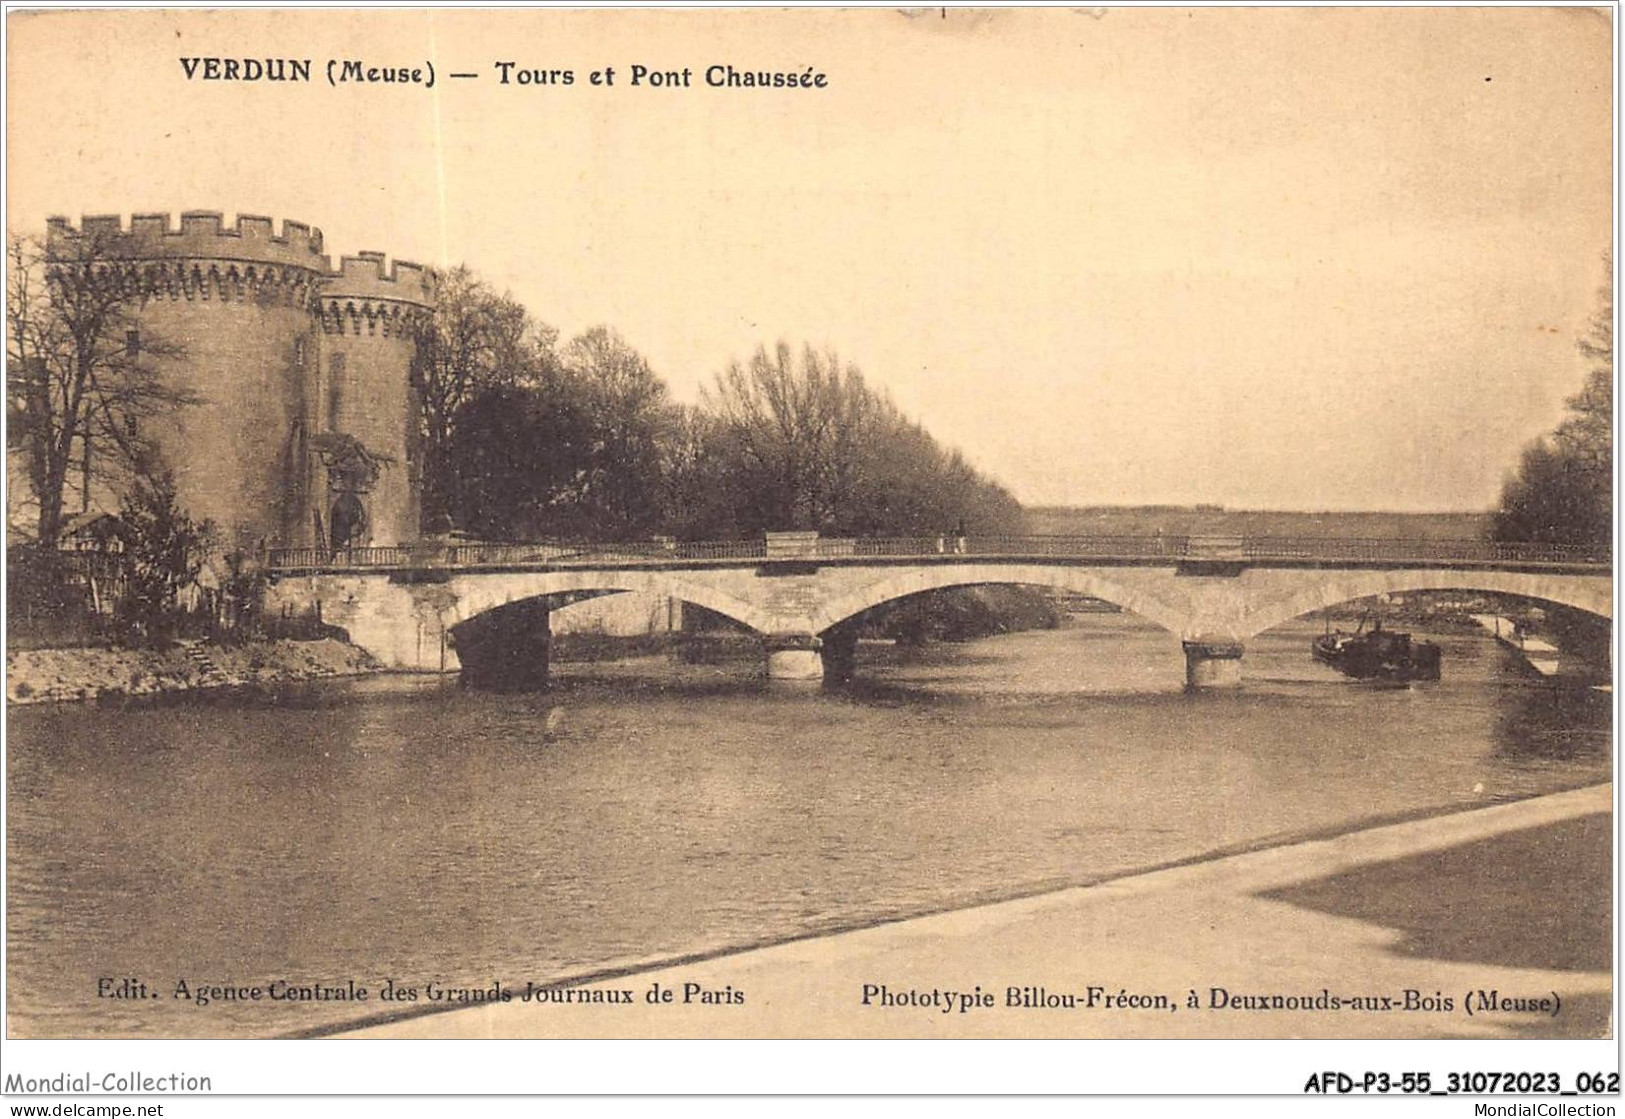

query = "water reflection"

[7,615,1610,1038]
[1491,681,1612,764]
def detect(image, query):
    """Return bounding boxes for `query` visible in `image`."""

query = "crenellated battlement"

[45,211,438,317]
[322,252,435,309]
[47,211,330,274]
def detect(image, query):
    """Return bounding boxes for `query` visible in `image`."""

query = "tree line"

[418,266,1022,542]
[1493,254,1612,549]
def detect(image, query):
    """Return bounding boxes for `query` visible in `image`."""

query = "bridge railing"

[262,535,1610,571]
[264,538,773,570]
[965,534,1191,559]
[264,546,410,569]
[706,535,1194,560]
[1242,537,1610,565]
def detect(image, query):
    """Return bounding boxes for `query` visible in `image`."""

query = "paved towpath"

[340,783,1612,1040]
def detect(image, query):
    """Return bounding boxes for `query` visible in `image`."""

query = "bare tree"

[700,341,1019,537]
[704,343,873,530]
[6,232,194,547]
[658,403,741,540]
[1556,250,1612,476]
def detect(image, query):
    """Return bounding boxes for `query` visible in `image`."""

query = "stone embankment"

[1471,614,1561,676]
[6,639,378,706]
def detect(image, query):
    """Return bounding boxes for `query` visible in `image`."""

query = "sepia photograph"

[1,1,1616,1095]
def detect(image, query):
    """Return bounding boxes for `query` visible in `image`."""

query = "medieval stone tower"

[45,211,435,552]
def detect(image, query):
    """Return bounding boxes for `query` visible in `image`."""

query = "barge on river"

[1312,620,1442,682]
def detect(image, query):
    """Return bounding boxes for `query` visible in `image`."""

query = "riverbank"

[5,638,379,706]
[1472,614,1562,676]
[340,782,1612,1040]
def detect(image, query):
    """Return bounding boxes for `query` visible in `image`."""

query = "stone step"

[177,640,227,683]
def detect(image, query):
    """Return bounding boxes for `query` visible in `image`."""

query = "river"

[5,614,1611,1038]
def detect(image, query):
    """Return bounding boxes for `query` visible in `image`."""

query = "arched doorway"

[330,492,368,550]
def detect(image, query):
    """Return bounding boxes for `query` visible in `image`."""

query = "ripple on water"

[6,616,1609,1037]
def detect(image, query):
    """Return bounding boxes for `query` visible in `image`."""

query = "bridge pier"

[451,600,552,691]
[1183,639,1244,690]
[765,633,823,682]
[819,625,860,684]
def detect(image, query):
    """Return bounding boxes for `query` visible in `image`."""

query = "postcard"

[4,4,1615,1103]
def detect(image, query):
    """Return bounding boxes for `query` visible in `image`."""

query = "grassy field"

[1022,506,1492,540]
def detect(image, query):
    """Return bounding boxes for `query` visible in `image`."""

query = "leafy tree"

[444,378,595,540]
[6,232,195,546]
[116,471,211,646]
[214,549,271,644]
[560,327,672,538]
[1495,255,1612,547]
[448,327,682,541]
[414,265,554,526]
[1494,439,1611,546]
[436,314,1027,547]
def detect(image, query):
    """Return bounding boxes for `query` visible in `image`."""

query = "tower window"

[294,338,306,368]
[328,353,345,430]
[125,329,140,358]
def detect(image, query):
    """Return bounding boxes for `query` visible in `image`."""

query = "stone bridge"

[262,534,1611,689]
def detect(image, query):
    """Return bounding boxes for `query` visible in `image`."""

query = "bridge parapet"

[1242,537,1610,566]
[262,535,1610,575]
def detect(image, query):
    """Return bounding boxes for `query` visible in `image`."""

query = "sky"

[7,6,1614,512]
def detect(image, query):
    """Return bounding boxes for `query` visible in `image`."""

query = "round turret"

[317,253,435,548]
[45,212,435,551]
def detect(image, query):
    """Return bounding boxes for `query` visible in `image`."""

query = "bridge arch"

[441,569,777,635]
[1239,568,1612,640]
[807,563,1190,637]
